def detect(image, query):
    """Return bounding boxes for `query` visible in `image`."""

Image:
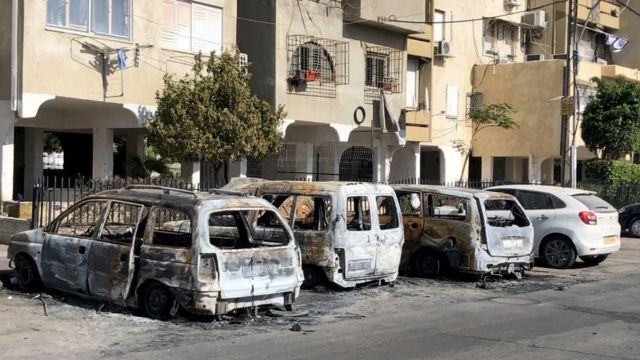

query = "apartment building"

[471,0,640,183]
[237,0,427,182]
[0,0,237,200]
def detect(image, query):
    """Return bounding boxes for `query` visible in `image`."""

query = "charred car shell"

[393,185,534,278]
[7,186,304,319]
[226,180,404,288]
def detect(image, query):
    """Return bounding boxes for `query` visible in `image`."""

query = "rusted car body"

[392,185,534,277]
[227,180,404,288]
[7,186,304,318]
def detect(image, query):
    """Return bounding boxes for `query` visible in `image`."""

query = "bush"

[585,160,640,186]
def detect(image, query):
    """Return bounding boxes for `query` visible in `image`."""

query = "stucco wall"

[0,1,11,101]
[20,0,237,109]
[613,5,640,69]
[471,60,564,159]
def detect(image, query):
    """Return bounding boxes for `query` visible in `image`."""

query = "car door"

[514,190,556,245]
[343,195,376,280]
[41,200,109,294]
[87,201,144,304]
[395,191,424,265]
[373,194,403,276]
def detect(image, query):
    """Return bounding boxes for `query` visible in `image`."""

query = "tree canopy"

[147,51,285,173]
[581,77,640,160]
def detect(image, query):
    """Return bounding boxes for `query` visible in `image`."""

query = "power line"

[386,0,568,25]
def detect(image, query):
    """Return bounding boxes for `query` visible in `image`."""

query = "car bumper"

[473,249,534,275]
[176,288,300,315]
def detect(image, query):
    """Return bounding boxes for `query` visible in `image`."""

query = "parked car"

[617,203,640,237]
[486,185,620,268]
[392,185,534,278]
[226,180,404,288]
[7,185,304,319]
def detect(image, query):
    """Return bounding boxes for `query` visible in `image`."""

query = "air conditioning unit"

[522,10,547,28]
[435,41,454,57]
[525,54,545,61]
[505,0,521,7]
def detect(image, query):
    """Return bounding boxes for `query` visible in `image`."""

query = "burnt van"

[228,180,404,288]
[392,185,534,278]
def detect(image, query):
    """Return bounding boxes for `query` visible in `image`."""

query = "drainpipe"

[11,0,18,112]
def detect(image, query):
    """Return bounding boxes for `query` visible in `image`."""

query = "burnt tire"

[579,254,609,265]
[302,266,324,289]
[541,237,576,269]
[630,219,640,238]
[142,282,174,320]
[414,251,441,278]
[15,255,41,293]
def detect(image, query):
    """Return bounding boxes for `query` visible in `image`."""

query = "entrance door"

[88,201,143,304]
[343,195,376,280]
[41,200,109,294]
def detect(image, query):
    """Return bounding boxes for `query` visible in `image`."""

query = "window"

[483,20,520,58]
[516,191,551,210]
[50,201,108,237]
[46,0,131,39]
[550,194,566,209]
[406,57,419,109]
[573,194,615,212]
[209,210,290,249]
[377,196,399,230]
[484,199,530,227]
[150,208,192,248]
[292,196,332,231]
[428,194,467,221]
[162,0,222,54]
[346,196,371,231]
[297,43,335,83]
[433,10,445,42]
[364,47,403,98]
[397,192,422,216]
[262,194,296,225]
[100,202,143,244]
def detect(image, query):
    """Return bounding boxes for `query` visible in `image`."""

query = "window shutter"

[176,1,191,51]
[162,0,177,48]
[192,4,222,54]
[405,59,418,108]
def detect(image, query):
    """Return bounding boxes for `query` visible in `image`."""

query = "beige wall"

[0,1,12,101]
[20,0,236,110]
[613,3,640,69]
[471,60,564,160]
[343,0,427,33]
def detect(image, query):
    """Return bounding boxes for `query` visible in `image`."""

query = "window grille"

[364,46,403,102]
[287,35,349,98]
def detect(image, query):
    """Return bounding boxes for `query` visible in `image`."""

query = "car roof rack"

[208,188,250,196]
[123,185,199,198]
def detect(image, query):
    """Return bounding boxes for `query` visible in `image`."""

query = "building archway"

[339,146,372,182]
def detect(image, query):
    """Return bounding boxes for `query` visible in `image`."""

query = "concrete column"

[0,104,16,201]
[125,131,145,177]
[92,127,114,179]
[227,158,247,181]
[439,146,464,184]
[528,154,543,184]
[181,162,201,188]
[481,156,493,180]
[296,143,314,181]
[24,128,44,200]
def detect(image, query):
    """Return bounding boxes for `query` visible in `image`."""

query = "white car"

[486,185,620,268]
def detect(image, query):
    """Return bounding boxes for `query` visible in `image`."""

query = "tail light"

[579,211,597,225]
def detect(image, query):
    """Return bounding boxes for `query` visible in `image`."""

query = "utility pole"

[560,0,574,187]
[570,0,579,188]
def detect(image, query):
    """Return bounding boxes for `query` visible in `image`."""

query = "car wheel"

[414,251,441,278]
[579,254,609,265]
[15,255,41,293]
[541,237,576,269]
[143,282,174,320]
[630,219,640,238]
[302,266,324,289]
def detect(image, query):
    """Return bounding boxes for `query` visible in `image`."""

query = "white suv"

[486,185,620,268]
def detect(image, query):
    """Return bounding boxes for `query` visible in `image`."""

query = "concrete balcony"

[578,0,620,30]
[408,25,433,58]
[404,110,430,142]
[578,60,640,83]
[343,0,426,34]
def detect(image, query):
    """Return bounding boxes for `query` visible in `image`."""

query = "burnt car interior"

[99,202,143,244]
[377,196,399,230]
[209,209,290,249]
[347,196,371,231]
[483,199,530,227]
[49,200,109,237]
[429,194,468,221]
[262,194,332,232]
[151,208,193,248]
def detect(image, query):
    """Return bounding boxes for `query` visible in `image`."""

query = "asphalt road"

[1,239,639,360]
[125,238,640,360]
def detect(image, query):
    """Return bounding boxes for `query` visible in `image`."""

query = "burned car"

[392,185,534,278]
[227,180,404,288]
[7,186,304,319]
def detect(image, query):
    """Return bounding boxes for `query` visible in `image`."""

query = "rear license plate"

[502,238,524,249]
[603,236,618,245]
[242,263,276,278]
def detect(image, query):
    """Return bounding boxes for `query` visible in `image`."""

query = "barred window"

[364,46,403,100]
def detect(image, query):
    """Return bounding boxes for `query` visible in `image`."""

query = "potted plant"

[305,69,320,81]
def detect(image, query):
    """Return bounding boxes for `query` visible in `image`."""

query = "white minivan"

[487,185,621,268]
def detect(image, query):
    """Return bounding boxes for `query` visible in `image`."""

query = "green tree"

[458,103,518,181]
[581,76,640,160]
[147,51,285,185]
